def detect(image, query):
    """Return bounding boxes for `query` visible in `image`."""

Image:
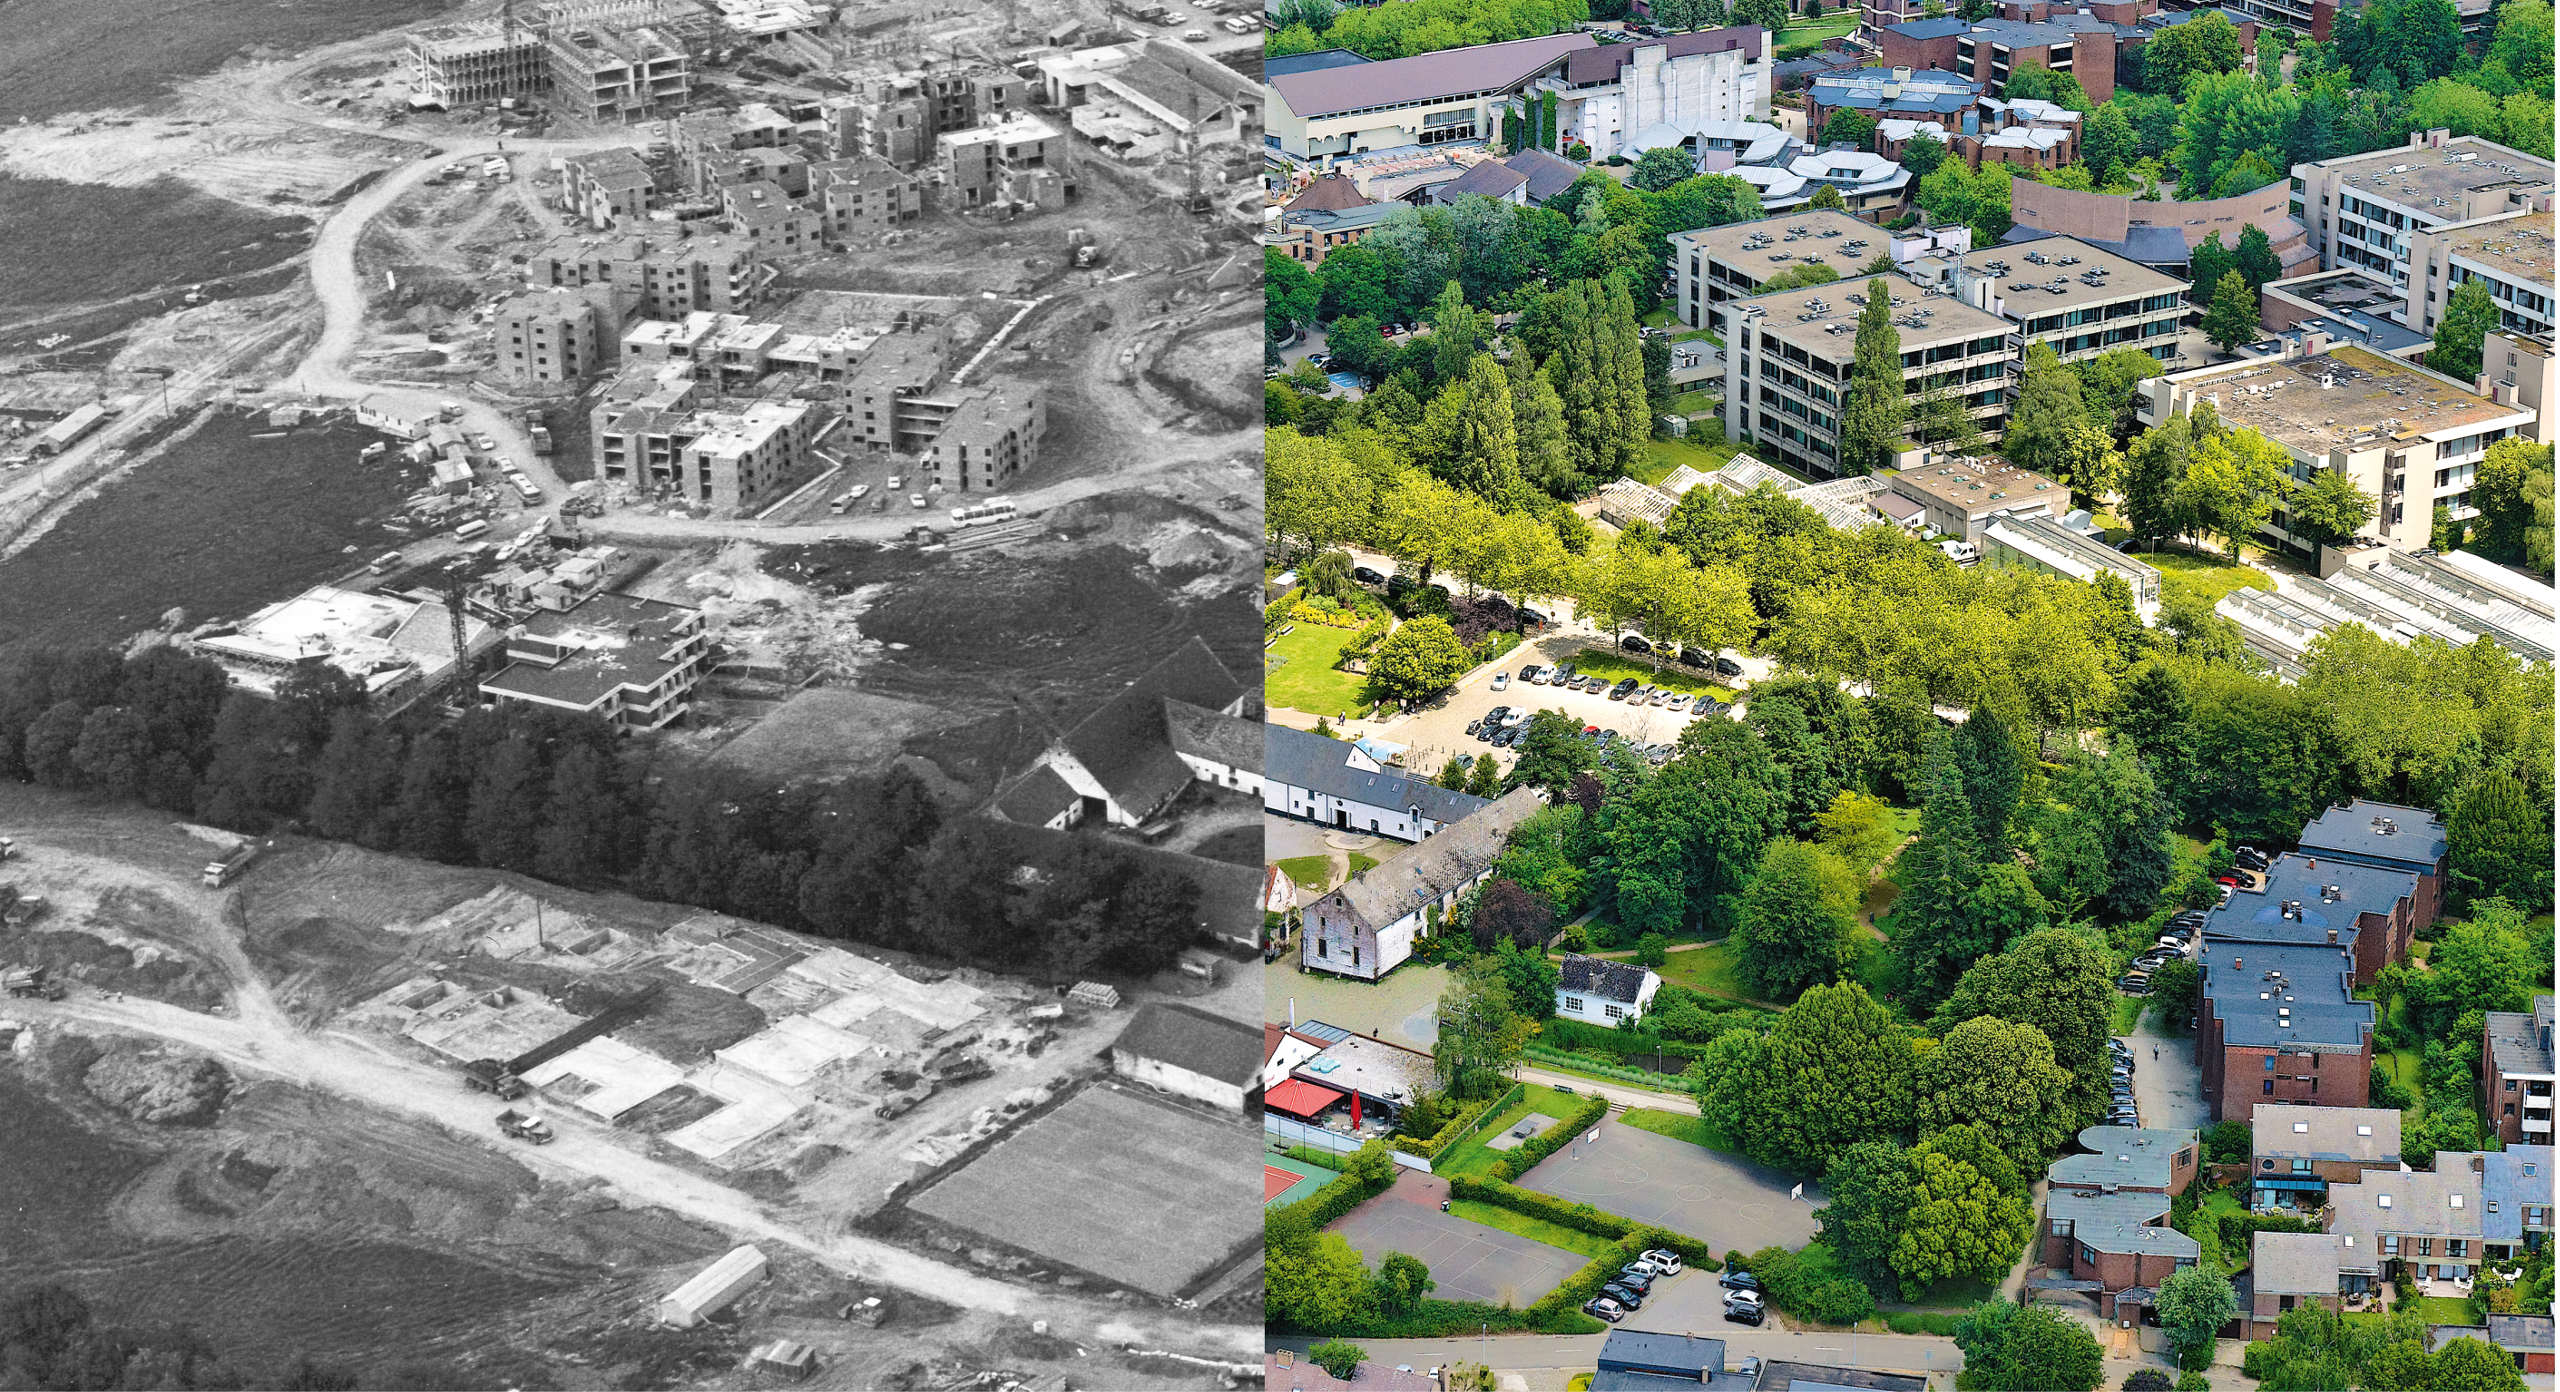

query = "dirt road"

[13,990,1258,1358]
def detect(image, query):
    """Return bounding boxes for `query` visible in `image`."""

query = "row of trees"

[1265,0,1591,60]
[0,643,1209,983]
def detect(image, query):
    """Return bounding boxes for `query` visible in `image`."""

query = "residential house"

[1556,955,1661,1027]
[2245,1230,2361,1337]
[1301,787,1544,980]
[2203,852,2419,988]
[2478,1143,2554,1261]
[2483,995,2553,1145]
[2248,1104,2402,1210]
[2324,1156,2489,1282]
[1109,1001,1262,1112]
[2038,1123,2202,1319]
[1263,723,1492,843]
[2197,942,2373,1122]
[994,636,1251,831]
[1592,1330,1732,1388]
[1745,1361,1925,1391]
[2294,800,2450,931]
[1264,1350,1440,1391]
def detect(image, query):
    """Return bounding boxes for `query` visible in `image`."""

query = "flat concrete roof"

[1893,456,2067,514]
[2442,210,2558,288]
[1673,209,1886,284]
[1733,280,2012,353]
[2170,346,2524,453]
[1961,233,2185,314]
[2317,137,2554,208]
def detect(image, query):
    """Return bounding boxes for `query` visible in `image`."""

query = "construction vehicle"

[0,836,16,860]
[933,1056,995,1086]
[462,1057,529,1098]
[201,839,269,889]
[4,967,64,1000]
[2,896,45,929]
[495,1108,554,1144]
[874,1080,935,1119]
[528,424,554,454]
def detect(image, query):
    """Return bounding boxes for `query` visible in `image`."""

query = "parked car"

[1720,1271,1761,1292]
[1492,725,1522,749]
[1521,607,1549,627]
[2234,846,2270,870]
[1616,1266,1656,1292]
[2216,874,2242,888]
[1491,671,1510,692]
[1611,678,1639,700]
[1484,705,1510,725]
[1602,1283,1645,1311]
[1642,1249,1684,1275]
[1502,708,1530,727]
[1621,634,1652,653]
[1585,1297,1626,1323]
[1678,647,1716,669]
[1353,565,1386,585]
[1552,665,1578,685]
[1465,719,1484,736]
[1724,1288,1764,1309]
[1598,730,1621,745]
[1723,1302,1765,1326]
[1522,664,1548,684]
[1714,656,1745,678]
[1666,692,1694,711]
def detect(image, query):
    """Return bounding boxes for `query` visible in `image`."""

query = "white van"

[453,519,490,540]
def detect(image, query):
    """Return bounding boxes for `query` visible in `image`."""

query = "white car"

[1491,671,1511,692]
[1641,1248,1684,1275]
[1501,708,1530,728]
[1724,1288,1764,1309]
[886,474,905,490]
[910,493,928,509]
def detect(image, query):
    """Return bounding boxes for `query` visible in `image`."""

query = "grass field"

[0,0,461,123]
[1275,855,1334,891]
[1265,622,1372,716]
[1619,1106,1736,1153]
[1558,648,1739,701]
[1629,431,1746,486]
[906,1083,1260,1297]
[2143,547,2276,607]
[1349,853,1379,874]
[1654,941,1760,1004]
[710,688,950,783]
[2408,1296,2475,1325]
[1773,9,1858,56]
[1435,1084,1588,1181]
[1669,388,1720,417]
[0,175,310,317]
[1449,1199,1622,1260]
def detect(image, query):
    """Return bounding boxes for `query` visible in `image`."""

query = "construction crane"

[441,576,477,709]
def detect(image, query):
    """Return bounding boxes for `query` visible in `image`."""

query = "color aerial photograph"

[0,0,1272,1381]
[1254,0,2559,1385]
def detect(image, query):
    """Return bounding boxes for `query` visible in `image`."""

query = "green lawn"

[2142,547,2276,607]
[1266,621,1373,716]
[1449,1199,1624,1260]
[1773,9,1857,57]
[1348,852,1378,875]
[1630,430,1745,486]
[1669,388,1720,417]
[1654,940,1759,1003]
[1275,855,1334,891]
[1620,1106,1737,1153]
[1557,647,1738,700]
[1435,1083,1588,1181]
[2408,1296,2475,1325]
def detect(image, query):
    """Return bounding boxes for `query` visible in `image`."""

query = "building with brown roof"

[992,637,1250,832]
[1265,32,1597,164]
[1303,787,1544,980]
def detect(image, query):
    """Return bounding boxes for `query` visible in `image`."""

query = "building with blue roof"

[2476,1144,2554,1259]
[1805,67,1981,144]
[2207,851,2419,986]
[2038,1124,2202,1319]
[1263,723,1489,843]
[2294,799,2450,928]
[2199,941,2373,1122]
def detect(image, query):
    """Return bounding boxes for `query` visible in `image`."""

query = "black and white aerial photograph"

[0,0,1269,1382]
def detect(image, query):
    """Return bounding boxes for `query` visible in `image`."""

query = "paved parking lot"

[2122,1026,2209,1134]
[1517,1120,1821,1255]
[1389,636,1744,780]
[1328,1173,1589,1307]
[1622,1262,1773,1336]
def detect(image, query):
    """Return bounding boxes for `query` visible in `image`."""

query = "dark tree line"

[0,644,1203,981]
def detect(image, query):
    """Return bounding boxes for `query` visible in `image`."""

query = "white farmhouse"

[1556,955,1661,1026]
[1110,1001,1263,1113]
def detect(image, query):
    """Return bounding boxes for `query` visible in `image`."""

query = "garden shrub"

[1490,1095,1611,1180]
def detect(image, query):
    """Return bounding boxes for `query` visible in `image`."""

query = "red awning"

[1265,1078,1346,1118]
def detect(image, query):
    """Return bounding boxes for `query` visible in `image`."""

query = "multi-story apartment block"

[1943,234,2187,368]
[561,147,657,227]
[675,400,816,512]
[1671,209,1892,336]
[1805,66,1981,146]
[2138,343,2536,559]
[408,27,549,108]
[2249,1104,2402,1210]
[494,288,613,385]
[526,233,773,317]
[545,18,691,121]
[920,384,1045,495]
[2295,799,2450,929]
[1721,282,2016,479]
[2039,1124,2202,1320]
[1538,27,1772,161]
[2484,995,2554,1145]
[1886,14,2120,101]
[2204,853,2419,988]
[722,180,820,254]
[935,113,1061,210]
[2401,210,2556,341]
[478,592,709,731]
[836,61,1025,168]
[2198,941,2373,1122]
[2478,331,2559,445]
[2290,133,2554,301]
[840,330,956,453]
[813,156,923,237]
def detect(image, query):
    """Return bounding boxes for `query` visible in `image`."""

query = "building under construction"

[409,0,714,118]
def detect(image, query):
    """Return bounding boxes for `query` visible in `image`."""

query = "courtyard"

[1326,1171,1589,1308]
[1516,1117,1822,1254]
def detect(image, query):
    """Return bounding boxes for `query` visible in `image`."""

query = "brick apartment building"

[2203,852,2419,988]
[2198,941,2374,1122]
[2292,799,2450,932]
[2484,995,2554,1145]
[2038,1123,2201,1319]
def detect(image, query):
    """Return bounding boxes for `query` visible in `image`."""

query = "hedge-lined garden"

[1394,1083,1522,1162]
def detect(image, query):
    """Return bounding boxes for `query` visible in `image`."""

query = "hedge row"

[1541,1017,1717,1067]
[1521,1045,1693,1089]
[1321,1296,1602,1339]
[1447,1174,1722,1269]
[1264,589,1302,632]
[1291,1163,1393,1228]
[1485,1094,1610,1181]
[1393,1083,1522,1161]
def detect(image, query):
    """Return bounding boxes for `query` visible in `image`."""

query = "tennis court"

[906,1082,1259,1297]
[1326,1173,1587,1306]
[1516,1120,1819,1252]
[1265,1152,1334,1207]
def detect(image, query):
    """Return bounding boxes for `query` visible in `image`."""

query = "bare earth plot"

[903,1082,1258,1298]
[1516,1120,1821,1254]
[1325,1176,1586,1307]
[708,688,953,783]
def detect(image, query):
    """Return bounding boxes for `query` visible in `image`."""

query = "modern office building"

[1671,210,1894,335]
[2400,210,2557,341]
[2290,133,2554,300]
[1721,282,2017,478]
[1942,234,2188,367]
[1541,26,1773,161]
